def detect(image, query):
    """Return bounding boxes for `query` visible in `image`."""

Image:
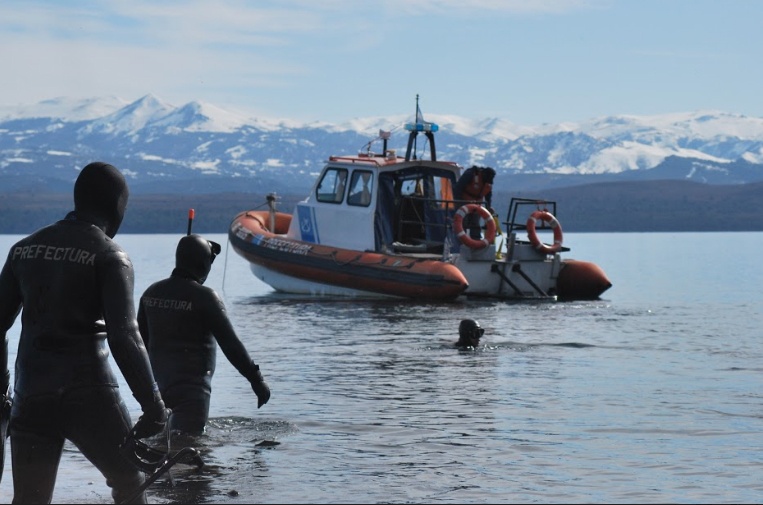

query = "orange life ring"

[526,210,563,254]
[453,204,496,250]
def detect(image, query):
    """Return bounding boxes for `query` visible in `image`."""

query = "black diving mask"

[209,240,221,264]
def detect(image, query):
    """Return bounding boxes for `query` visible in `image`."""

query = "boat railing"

[504,197,558,237]
[502,197,571,258]
[393,196,571,259]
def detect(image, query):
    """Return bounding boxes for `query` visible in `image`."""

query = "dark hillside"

[500,179,763,232]
[1,180,762,234]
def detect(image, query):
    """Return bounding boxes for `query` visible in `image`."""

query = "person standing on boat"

[455,319,485,348]
[0,162,169,504]
[138,234,271,436]
[453,166,497,240]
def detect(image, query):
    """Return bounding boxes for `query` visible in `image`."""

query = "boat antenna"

[404,94,438,161]
[380,129,390,155]
[360,128,395,156]
[186,208,195,235]
[411,94,420,160]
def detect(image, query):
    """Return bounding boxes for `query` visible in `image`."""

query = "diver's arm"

[485,185,493,209]
[453,168,472,201]
[204,289,260,380]
[99,251,162,409]
[204,289,270,407]
[136,298,150,349]
[0,255,22,384]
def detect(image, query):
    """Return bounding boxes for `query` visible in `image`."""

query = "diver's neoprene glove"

[1,370,11,438]
[132,396,170,439]
[249,364,271,408]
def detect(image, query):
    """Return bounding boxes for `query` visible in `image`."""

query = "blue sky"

[1,0,761,125]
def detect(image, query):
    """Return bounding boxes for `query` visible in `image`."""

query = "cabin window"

[347,170,374,207]
[399,175,452,209]
[400,178,425,197]
[316,167,348,204]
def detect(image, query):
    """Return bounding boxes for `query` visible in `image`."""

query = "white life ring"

[526,210,563,254]
[453,204,496,250]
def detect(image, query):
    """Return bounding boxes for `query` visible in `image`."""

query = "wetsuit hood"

[174,234,220,284]
[481,167,496,184]
[457,319,484,346]
[73,162,129,238]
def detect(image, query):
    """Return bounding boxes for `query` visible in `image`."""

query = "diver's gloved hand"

[1,370,9,394]
[1,370,11,439]
[249,365,271,408]
[132,399,169,439]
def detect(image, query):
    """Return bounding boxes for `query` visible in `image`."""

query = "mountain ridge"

[2,94,763,198]
[2,95,763,233]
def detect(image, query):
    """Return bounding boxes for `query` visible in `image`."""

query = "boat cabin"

[286,123,465,256]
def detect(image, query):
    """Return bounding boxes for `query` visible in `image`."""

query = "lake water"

[0,231,761,504]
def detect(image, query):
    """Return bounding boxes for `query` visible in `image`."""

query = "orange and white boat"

[228,100,611,301]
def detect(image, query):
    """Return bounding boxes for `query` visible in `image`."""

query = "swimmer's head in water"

[457,319,484,347]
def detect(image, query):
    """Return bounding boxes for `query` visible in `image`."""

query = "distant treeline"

[0,192,302,235]
[2,180,763,235]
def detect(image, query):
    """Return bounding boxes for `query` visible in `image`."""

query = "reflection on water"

[139,419,293,504]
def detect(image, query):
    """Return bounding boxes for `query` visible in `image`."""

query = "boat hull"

[229,211,469,300]
[556,259,612,301]
[229,210,611,301]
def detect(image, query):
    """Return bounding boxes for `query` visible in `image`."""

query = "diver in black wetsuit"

[0,162,169,504]
[138,234,270,436]
[455,319,484,348]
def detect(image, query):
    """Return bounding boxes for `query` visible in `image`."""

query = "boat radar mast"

[404,94,439,161]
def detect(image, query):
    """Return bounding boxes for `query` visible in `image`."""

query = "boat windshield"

[316,167,348,204]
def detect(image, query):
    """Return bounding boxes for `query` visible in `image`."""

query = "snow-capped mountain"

[2,94,763,195]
